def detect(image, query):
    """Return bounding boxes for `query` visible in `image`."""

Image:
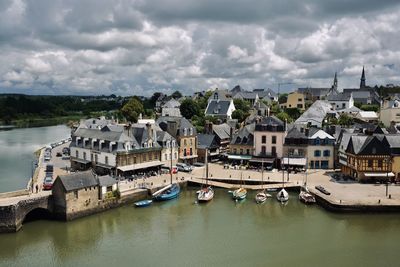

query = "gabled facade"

[205,99,236,120]
[161,99,182,117]
[280,92,306,111]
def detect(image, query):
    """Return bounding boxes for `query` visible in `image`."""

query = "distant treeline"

[0,94,124,125]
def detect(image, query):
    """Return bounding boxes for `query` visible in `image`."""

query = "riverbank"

[0,115,81,129]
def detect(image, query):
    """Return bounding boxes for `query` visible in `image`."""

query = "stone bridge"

[0,194,53,233]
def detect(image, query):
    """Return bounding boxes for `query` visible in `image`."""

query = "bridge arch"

[22,207,52,224]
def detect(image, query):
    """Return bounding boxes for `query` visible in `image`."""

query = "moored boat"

[255,191,267,204]
[197,149,214,203]
[134,199,153,207]
[276,188,289,203]
[232,187,247,201]
[154,183,180,201]
[299,190,316,204]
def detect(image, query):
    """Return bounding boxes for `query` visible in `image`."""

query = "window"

[271,146,276,156]
[83,152,87,160]
[149,153,152,160]
[368,160,372,167]
[165,154,168,161]
[105,156,108,165]
[372,147,376,154]
[262,135,266,144]
[378,160,383,168]
[184,139,187,146]
[190,139,193,146]
[190,148,193,155]
[261,146,266,155]
[315,161,320,169]
[107,186,112,192]
[272,136,277,144]
[323,150,330,157]
[342,103,346,108]
[143,154,147,162]
[240,149,243,155]
[298,98,302,102]
[94,154,98,163]
[297,104,303,109]
[74,191,78,199]
[76,150,79,158]
[91,153,93,162]
[233,148,237,154]
[184,128,187,136]
[315,138,320,145]
[175,152,178,159]
[134,156,137,164]
[314,150,321,157]
[189,128,193,135]
[247,149,250,155]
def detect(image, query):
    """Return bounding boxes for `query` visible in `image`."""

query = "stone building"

[157,116,198,164]
[228,123,255,164]
[197,134,220,163]
[253,116,286,167]
[70,119,163,177]
[161,98,182,117]
[52,171,100,220]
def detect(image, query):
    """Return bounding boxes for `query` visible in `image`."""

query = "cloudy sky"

[1,0,400,96]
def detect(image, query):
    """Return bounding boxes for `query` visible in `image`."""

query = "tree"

[120,98,144,123]
[338,113,353,126]
[278,93,288,104]
[180,98,200,119]
[232,110,246,123]
[233,99,251,113]
[150,92,162,104]
[171,90,183,99]
[276,112,293,123]
[285,108,301,120]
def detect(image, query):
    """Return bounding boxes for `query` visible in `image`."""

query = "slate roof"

[205,99,232,116]
[327,93,349,101]
[197,134,219,149]
[57,171,98,192]
[231,123,255,146]
[258,116,284,126]
[162,98,181,108]
[230,85,244,94]
[233,91,258,100]
[213,123,231,139]
[298,87,330,97]
[156,116,197,136]
[385,135,400,148]
[74,128,130,143]
[295,100,335,125]
[98,175,117,187]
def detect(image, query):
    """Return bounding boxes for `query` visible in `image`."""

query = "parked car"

[161,166,178,174]
[46,164,54,173]
[176,163,192,172]
[43,177,53,190]
[62,147,70,154]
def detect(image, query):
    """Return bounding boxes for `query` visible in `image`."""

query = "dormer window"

[167,141,170,148]
[189,128,193,135]
[372,147,376,154]
[184,128,187,136]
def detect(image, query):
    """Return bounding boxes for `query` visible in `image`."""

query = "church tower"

[360,66,366,88]
[332,72,338,90]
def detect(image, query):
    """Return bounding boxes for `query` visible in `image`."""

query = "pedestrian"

[35,184,39,193]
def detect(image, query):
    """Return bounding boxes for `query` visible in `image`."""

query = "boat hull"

[134,200,153,207]
[232,188,247,200]
[276,188,289,202]
[197,187,214,202]
[299,192,316,204]
[255,192,267,204]
[154,184,180,201]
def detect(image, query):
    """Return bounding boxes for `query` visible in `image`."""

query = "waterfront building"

[228,123,255,164]
[207,123,233,156]
[161,98,182,117]
[280,91,306,111]
[197,134,220,163]
[253,116,286,167]
[70,120,163,176]
[52,171,101,220]
[155,129,179,167]
[156,116,198,164]
[283,127,335,169]
[339,134,393,182]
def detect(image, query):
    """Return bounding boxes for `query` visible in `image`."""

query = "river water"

[0,125,71,193]
[1,189,400,267]
[1,126,400,266]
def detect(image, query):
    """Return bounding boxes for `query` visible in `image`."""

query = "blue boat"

[154,183,180,201]
[134,199,153,207]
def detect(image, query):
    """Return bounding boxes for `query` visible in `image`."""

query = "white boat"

[255,160,267,204]
[276,188,289,202]
[298,159,315,204]
[197,149,214,202]
[255,191,267,203]
[232,187,247,201]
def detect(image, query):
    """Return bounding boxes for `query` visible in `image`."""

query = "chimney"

[146,122,153,141]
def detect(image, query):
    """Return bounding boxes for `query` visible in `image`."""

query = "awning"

[95,162,114,169]
[117,161,163,172]
[282,157,307,166]
[228,155,252,160]
[71,158,91,164]
[249,158,275,163]
[364,172,395,177]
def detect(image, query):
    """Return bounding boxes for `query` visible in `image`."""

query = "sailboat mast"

[170,139,173,185]
[205,148,208,186]
[261,160,264,190]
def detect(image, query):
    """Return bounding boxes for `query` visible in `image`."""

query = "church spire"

[360,66,366,88]
[332,72,338,90]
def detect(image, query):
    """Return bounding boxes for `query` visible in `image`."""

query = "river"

[1,189,399,267]
[0,125,71,193]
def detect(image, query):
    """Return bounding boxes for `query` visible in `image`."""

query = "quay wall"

[314,193,400,212]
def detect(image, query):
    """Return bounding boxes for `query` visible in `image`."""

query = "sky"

[0,0,400,96]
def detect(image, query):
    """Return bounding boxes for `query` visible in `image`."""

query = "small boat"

[232,187,247,201]
[198,186,214,202]
[315,185,330,195]
[299,190,316,204]
[276,188,289,203]
[255,191,267,204]
[134,199,153,207]
[154,183,180,201]
[255,160,267,204]
[197,149,214,203]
